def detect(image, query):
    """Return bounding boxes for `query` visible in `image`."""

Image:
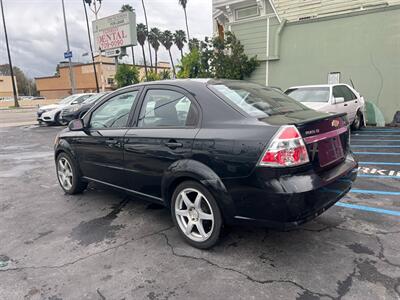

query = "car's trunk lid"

[260,109,350,171]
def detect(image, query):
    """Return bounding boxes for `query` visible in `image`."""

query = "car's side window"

[90,91,138,129]
[341,86,357,101]
[137,89,198,128]
[332,86,345,100]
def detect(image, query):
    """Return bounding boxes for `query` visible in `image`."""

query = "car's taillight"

[259,125,309,167]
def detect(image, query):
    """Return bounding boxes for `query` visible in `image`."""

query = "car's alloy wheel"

[56,153,87,194]
[57,157,73,191]
[172,181,222,249]
[55,113,67,126]
[175,188,214,242]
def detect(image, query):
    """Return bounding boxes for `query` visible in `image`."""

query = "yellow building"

[0,76,18,98]
[35,56,171,99]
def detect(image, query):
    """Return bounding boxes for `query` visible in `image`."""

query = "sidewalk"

[0,108,37,128]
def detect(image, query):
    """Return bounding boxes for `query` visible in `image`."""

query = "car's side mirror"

[334,97,345,104]
[68,119,84,131]
[71,100,78,105]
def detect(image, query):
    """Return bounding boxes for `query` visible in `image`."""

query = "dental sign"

[93,11,137,51]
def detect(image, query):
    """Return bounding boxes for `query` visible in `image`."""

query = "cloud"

[0,0,212,78]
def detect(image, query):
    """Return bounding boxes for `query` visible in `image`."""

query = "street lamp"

[84,0,102,20]
[83,0,100,93]
[84,0,103,92]
[0,0,19,107]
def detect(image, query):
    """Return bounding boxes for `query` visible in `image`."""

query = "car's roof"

[287,83,350,89]
[118,78,273,91]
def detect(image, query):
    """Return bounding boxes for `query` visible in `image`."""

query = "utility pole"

[61,0,76,94]
[0,0,19,107]
[83,0,100,92]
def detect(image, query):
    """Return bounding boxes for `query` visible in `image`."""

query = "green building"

[213,0,400,124]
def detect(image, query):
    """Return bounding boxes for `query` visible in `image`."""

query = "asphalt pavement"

[0,125,399,300]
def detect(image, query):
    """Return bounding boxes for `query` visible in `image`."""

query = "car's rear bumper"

[222,153,358,229]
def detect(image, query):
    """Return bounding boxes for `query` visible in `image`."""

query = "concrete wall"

[265,6,400,123]
[0,76,18,97]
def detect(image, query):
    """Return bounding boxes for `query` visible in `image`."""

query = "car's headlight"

[40,108,56,113]
[72,106,80,112]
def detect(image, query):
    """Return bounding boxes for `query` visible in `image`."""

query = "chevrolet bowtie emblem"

[331,119,340,128]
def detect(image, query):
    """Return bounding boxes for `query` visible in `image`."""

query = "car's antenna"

[349,78,355,89]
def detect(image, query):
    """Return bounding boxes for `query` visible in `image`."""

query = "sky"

[0,0,213,79]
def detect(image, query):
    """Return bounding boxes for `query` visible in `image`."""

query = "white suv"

[285,84,367,130]
[37,93,94,125]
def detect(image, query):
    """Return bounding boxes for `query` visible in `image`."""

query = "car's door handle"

[165,140,183,149]
[105,139,118,145]
[343,103,348,106]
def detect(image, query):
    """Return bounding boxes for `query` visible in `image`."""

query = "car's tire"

[171,181,223,249]
[351,110,362,131]
[56,152,87,195]
[55,112,67,126]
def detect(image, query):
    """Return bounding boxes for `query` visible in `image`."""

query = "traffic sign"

[64,51,73,59]
[104,49,121,57]
[104,48,126,58]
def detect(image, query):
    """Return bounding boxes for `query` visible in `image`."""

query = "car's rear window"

[285,87,330,103]
[208,81,308,118]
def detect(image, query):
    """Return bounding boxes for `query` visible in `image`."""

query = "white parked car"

[285,84,367,130]
[37,93,94,126]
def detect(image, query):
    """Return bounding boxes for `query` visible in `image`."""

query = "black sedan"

[54,79,357,249]
[60,92,109,123]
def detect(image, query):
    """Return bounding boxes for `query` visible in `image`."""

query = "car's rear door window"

[90,91,138,129]
[333,86,346,100]
[137,89,198,127]
[285,87,330,103]
[340,86,357,101]
[209,81,308,118]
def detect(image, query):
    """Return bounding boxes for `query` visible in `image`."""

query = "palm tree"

[148,28,161,74]
[119,4,133,12]
[178,0,190,40]
[137,23,148,79]
[120,4,135,65]
[173,30,187,59]
[160,30,176,77]
[189,38,200,51]
[141,0,153,69]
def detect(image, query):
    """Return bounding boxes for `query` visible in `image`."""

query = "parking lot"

[0,124,399,300]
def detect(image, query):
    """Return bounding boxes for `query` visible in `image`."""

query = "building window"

[235,5,259,20]
[107,78,114,85]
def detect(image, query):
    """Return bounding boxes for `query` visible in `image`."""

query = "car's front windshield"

[285,87,330,103]
[59,95,80,104]
[83,93,106,104]
[208,81,308,118]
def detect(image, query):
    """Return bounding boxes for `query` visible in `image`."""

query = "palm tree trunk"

[131,46,135,65]
[168,49,176,78]
[180,49,184,60]
[141,0,153,69]
[184,8,190,40]
[155,50,158,74]
[141,45,148,79]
